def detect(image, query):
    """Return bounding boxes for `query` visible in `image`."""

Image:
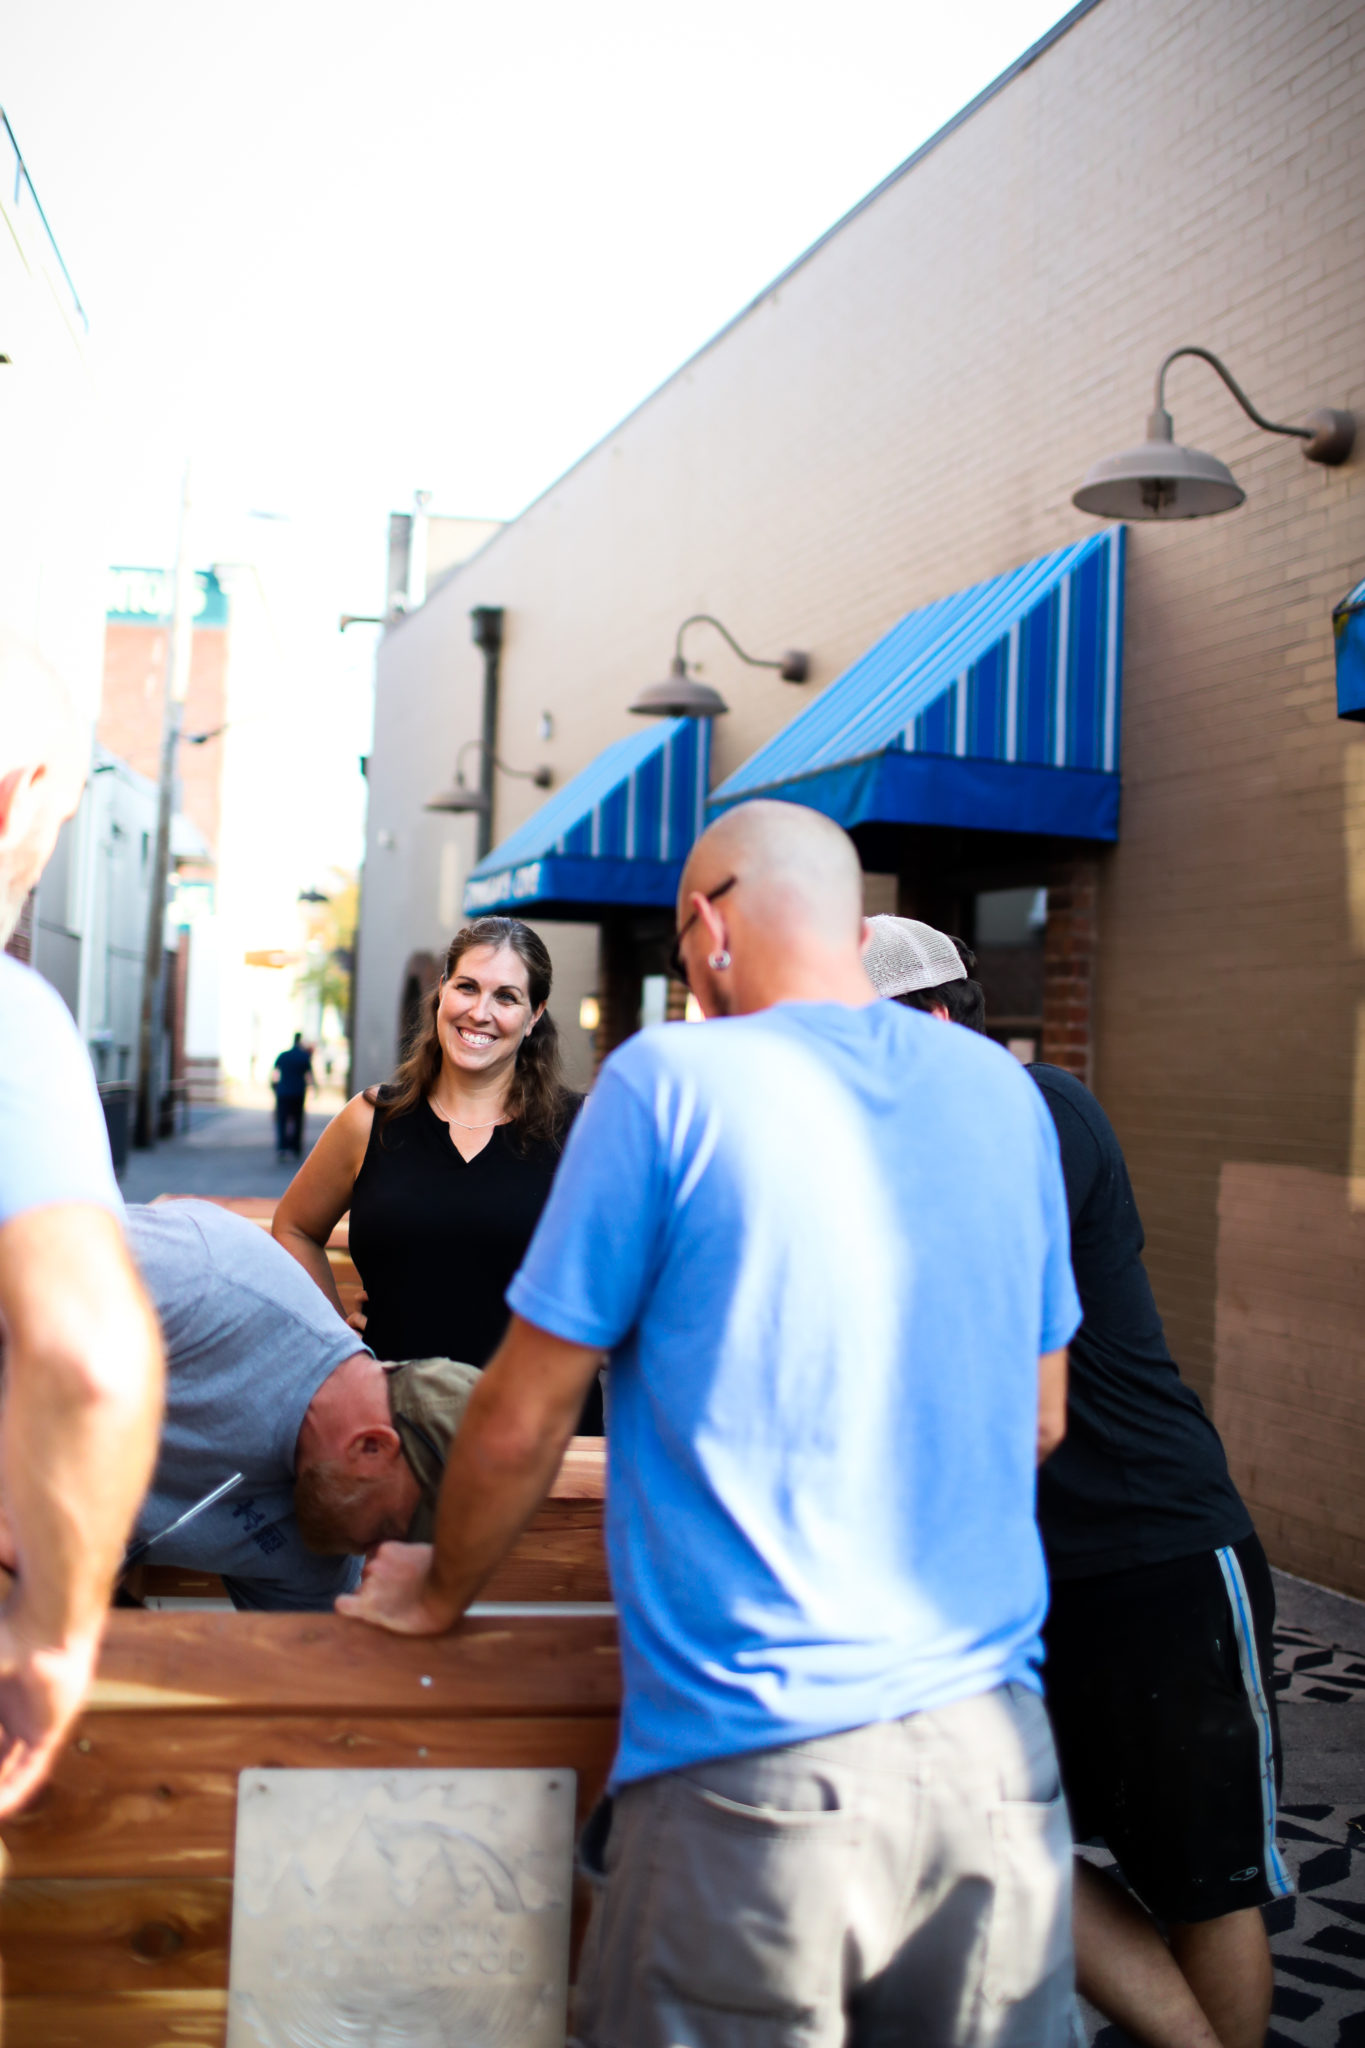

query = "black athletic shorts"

[1042,1531,1294,1924]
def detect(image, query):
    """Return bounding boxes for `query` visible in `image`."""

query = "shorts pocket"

[982,1790,1073,2008]
[642,1770,860,2027]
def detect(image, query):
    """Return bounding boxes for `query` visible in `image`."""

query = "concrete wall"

[357,0,1365,1582]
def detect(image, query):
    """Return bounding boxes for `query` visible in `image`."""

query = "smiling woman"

[271,918,597,1425]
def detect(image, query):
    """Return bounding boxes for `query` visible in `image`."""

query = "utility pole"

[134,467,196,1149]
[469,605,504,863]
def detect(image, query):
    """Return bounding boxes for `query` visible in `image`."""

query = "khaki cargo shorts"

[572,1682,1076,2048]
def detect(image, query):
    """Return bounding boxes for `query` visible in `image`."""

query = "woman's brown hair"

[365,917,573,1150]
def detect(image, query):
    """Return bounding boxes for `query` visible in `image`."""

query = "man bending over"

[120,1202,478,1608]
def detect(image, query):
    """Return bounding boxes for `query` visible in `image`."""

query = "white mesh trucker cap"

[862,915,967,998]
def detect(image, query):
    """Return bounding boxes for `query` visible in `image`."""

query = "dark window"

[972,886,1046,1060]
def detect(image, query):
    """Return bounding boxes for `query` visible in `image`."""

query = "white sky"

[5,0,1077,879]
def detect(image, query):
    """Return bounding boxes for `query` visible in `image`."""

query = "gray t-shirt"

[125,1201,364,1611]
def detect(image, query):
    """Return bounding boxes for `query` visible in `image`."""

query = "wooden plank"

[553,1441,606,1497]
[3,1991,226,2048]
[135,1570,229,1604]
[133,1524,605,1608]
[1,1875,599,2006]
[4,1713,616,1878]
[482,1501,609,1601]
[131,1484,605,1609]
[479,1553,609,1603]
[138,1554,605,1609]
[0,1878,231,1996]
[83,1610,620,1716]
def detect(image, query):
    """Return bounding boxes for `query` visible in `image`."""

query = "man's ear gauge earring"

[708,950,732,971]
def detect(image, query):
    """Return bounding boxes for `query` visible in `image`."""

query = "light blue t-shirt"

[0,955,122,1222]
[509,1001,1080,1787]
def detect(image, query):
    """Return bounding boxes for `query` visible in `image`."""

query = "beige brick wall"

[1215,1164,1365,1597]
[360,0,1365,1580]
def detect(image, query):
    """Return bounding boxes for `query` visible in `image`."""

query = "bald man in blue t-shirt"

[341,800,1080,2048]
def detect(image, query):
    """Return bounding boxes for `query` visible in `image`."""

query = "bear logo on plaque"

[226,1768,576,2047]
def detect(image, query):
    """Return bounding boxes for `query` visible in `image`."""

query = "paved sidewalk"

[118,1103,325,1202]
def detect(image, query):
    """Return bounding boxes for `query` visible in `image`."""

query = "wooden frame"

[2,1446,615,2046]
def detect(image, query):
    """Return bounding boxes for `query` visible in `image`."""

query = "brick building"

[356,0,1365,1590]
[100,567,230,884]
[94,568,230,1105]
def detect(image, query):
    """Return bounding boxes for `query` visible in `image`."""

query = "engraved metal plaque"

[226,1767,576,2048]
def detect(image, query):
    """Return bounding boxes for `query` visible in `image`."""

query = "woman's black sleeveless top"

[348,1097,576,1369]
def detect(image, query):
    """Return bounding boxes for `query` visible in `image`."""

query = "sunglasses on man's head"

[668,876,738,985]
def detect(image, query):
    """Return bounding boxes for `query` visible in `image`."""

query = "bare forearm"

[273,1220,347,1319]
[1037,1347,1068,1464]
[0,1211,163,1646]
[424,1362,583,1622]
[7,1332,160,1637]
[338,1317,602,1638]
[0,1210,161,1815]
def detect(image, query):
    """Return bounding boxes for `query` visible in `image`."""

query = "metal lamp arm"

[454,738,550,786]
[674,615,809,684]
[676,614,784,672]
[1154,346,1311,442]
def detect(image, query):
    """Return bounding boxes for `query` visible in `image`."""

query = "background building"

[0,107,104,717]
[1,106,106,985]
[356,0,1363,1590]
[99,565,229,1106]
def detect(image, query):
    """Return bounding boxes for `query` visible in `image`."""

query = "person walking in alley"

[0,640,164,1817]
[867,913,1287,2048]
[340,800,1081,2047]
[271,1031,314,1159]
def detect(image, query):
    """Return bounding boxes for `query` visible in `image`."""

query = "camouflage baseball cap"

[383,1356,482,1541]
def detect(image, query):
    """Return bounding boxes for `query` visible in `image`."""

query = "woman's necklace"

[429,1098,509,1131]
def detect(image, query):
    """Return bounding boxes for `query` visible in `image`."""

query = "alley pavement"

[1083,1569,1365,2048]
[1234,1569,1365,2048]
[117,1099,331,1202]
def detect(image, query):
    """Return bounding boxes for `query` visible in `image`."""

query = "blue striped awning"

[464,716,711,917]
[708,528,1125,841]
[1335,577,1365,722]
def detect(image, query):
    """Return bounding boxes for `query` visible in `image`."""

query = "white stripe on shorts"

[1215,1545,1294,1898]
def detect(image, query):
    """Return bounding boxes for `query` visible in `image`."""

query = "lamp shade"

[629,657,730,719]
[424,781,490,814]
[1073,429,1245,521]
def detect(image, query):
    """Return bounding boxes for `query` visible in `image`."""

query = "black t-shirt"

[274,1044,313,1097]
[348,1095,580,1370]
[1028,1063,1251,1579]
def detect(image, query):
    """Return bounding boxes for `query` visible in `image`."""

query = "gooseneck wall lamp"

[424,737,553,815]
[1073,346,1355,521]
[630,614,811,718]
